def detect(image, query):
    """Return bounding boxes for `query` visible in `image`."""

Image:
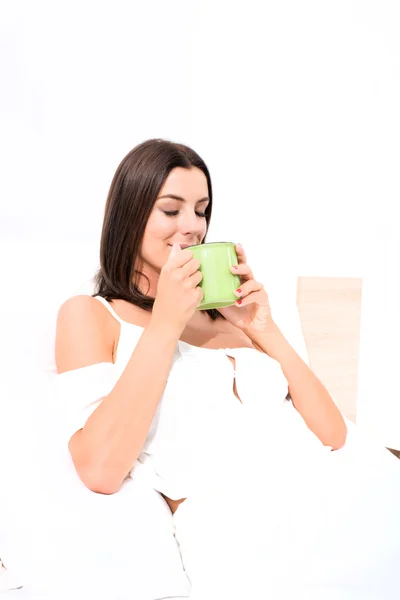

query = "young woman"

[56,138,400,599]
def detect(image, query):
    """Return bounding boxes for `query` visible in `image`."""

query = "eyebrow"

[157,194,209,203]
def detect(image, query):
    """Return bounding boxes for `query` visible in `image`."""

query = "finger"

[235,243,247,265]
[234,279,263,299]
[182,257,201,278]
[167,245,194,268]
[188,269,203,288]
[230,262,253,280]
[196,286,204,306]
[235,289,268,307]
[170,242,181,257]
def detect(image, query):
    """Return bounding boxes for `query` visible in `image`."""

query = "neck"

[135,262,160,298]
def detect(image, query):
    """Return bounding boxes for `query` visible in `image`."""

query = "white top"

[55,295,330,501]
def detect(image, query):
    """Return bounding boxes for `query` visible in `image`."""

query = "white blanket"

[173,405,400,600]
[10,363,398,600]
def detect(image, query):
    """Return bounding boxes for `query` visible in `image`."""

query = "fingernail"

[232,265,238,269]
[237,299,242,305]
[236,288,242,294]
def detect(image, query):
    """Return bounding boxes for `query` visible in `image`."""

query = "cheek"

[159,220,176,238]
[144,214,176,245]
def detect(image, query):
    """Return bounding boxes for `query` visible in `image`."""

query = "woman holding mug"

[55,139,400,599]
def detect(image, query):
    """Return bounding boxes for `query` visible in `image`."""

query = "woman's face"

[139,166,209,275]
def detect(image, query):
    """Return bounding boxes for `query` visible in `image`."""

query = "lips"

[168,243,193,249]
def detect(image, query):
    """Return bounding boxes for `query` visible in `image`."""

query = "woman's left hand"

[217,243,275,335]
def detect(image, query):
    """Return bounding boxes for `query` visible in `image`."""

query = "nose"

[178,208,205,237]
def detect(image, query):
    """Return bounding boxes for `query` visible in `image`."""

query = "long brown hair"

[92,138,222,321]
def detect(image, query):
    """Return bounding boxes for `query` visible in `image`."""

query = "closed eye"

[163,210,206,218]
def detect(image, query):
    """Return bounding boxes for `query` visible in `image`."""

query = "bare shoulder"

[55,295,117,375]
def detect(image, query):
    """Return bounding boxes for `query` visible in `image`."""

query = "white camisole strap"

[92,295,125,326]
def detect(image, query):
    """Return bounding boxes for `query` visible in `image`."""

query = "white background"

[0,1,399,445]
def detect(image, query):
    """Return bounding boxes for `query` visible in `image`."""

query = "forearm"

[248,322,347,450]
[70,320,180,493]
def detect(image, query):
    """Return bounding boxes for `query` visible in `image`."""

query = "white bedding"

[4,397,399,600]
[173,412,400,600]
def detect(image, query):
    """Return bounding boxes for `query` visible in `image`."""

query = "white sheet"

[173,412,400,600]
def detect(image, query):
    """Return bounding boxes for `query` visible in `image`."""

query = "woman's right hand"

[151,243,203,334]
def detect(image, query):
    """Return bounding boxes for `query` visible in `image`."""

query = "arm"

[56,296,181,495]
[56,245,202,496]
[249,321,347,450]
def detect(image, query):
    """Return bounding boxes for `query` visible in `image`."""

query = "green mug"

[189,242,241,310]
